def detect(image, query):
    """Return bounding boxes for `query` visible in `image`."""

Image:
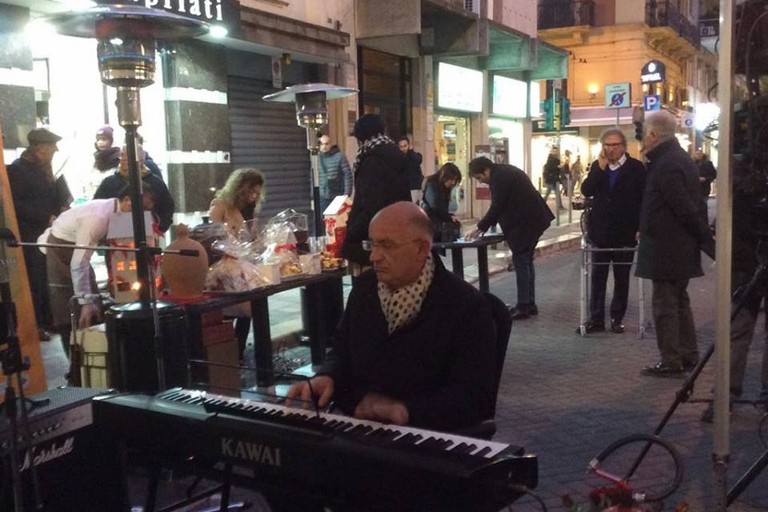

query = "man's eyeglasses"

[602,143,624,148]
[362,239,420,252]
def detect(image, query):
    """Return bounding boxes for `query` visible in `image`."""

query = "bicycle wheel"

[588,433,684,503]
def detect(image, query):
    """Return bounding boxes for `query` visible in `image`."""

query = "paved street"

[487,238,768,511]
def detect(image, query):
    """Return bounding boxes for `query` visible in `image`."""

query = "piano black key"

[473,446,492,458]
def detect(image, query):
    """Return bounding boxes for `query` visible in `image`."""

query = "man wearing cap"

[7,128,73,341]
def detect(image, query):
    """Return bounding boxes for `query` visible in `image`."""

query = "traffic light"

[540,98,555,131]
[560,97,571,128]
[632,106,644,141]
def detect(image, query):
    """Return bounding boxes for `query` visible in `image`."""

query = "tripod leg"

[727,448,768,505]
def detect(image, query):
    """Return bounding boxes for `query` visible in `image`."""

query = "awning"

[442,22,568,80]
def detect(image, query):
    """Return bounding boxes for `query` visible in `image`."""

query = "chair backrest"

[482,291,512,415]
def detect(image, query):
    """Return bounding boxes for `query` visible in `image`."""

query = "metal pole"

[713,1,735,509]
[116,84,152,308]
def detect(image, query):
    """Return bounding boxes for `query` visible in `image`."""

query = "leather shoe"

[576,320,605,334]
[641,362,685,378]
[509,305,530,320]
[610,319,625,333]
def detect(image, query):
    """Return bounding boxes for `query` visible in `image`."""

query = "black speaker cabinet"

[0,387,126,511]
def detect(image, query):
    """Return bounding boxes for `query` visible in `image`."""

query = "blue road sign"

[643,95,661,111]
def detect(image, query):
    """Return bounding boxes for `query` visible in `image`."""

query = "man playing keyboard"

[287,201,497,431]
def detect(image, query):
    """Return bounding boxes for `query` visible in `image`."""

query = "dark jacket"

[341,143,410,264]
[317,257,496,430]
[422,176,452,223]
[318,146,353,200]
[635,139,715,280]
[696,158,717,197]
[580,155,646,248]
[7,157,71,242]
[476,164,554,252]
[403,149,424,190]
[93,171,175,233]
[543,155,561,186]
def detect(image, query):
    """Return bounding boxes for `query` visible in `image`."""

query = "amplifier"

[0,387,126,511]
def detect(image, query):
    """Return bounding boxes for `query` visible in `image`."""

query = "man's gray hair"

[645,111,677,141]
[599,127,627,145]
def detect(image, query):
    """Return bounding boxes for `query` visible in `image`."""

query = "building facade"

[1,0,569,226]
[534,0,718,184]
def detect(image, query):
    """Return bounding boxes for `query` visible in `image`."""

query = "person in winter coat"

[318,134,353,215]
[579,127,646,335]
[467,157,555,319]
[93,145,175,233]
[421,162,461,242]
[635,111,715,377]
[542,147,564,209]
[7,127,72,341]
[397,135,424,203]
[341,114,410,269]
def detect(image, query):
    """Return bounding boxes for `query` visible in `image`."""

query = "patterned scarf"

[377,253,435,334]
[353,133,394,174]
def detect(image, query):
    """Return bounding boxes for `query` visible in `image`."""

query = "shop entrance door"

[434,115,470,219]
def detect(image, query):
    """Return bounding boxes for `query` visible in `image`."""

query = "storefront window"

[358,47,411,136]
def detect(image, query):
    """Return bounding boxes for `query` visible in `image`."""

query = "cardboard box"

[201,320,240,393]
[76,324,109,388]
[323,195,352,256]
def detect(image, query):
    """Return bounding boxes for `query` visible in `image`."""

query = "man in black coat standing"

[467,157,555,319]
[7,128,72,341]
[397,135,424,203]
[342,114,410,269]
[579,127,646,334]
[635,111,715,377]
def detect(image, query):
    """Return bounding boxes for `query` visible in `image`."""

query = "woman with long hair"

[208,168,266,360]
[422,162,462,242]
[209,168,265,237]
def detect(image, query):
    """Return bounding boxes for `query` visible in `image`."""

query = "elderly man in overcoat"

[635,111,715,377]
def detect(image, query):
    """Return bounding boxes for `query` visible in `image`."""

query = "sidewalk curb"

[469,229,583,282]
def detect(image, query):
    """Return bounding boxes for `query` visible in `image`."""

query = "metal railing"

[578,238,649,338]
[537,0,595,29]
[645,0,700,47]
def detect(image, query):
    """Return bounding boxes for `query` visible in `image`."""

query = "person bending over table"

[287,201,496,431]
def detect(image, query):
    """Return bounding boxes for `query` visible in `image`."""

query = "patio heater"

[48,5,208,306]
[263,83,357,236]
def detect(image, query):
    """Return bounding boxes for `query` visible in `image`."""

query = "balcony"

[646,0,700,47]
[537,0,595,30]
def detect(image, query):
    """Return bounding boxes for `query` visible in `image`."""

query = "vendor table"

[433,233,505,293]
[172,270,344,388]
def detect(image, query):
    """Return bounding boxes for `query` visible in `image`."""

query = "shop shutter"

[228,76,312,221]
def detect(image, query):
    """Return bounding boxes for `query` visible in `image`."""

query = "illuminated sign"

[437,63,483,113]
[492,75,528,117]
[640,60,666,84]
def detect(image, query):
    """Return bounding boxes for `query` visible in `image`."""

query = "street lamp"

[47,5,208,306]
[263,83,357,236]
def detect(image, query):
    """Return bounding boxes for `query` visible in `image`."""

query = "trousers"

[512,246,536,306]
[589,247,634,323]
[651,279,699,367]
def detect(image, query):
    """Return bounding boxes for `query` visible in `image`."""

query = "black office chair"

[454,291,512,440]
